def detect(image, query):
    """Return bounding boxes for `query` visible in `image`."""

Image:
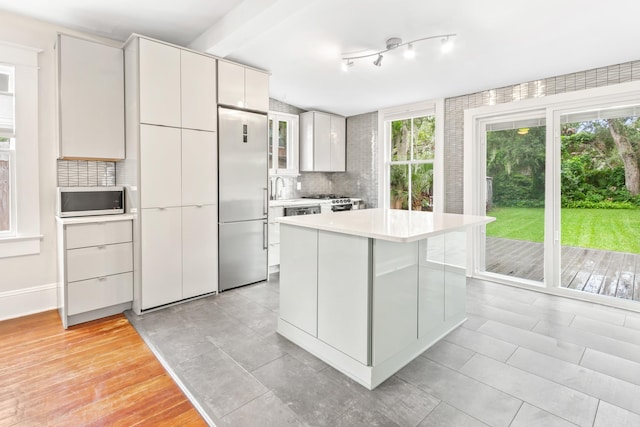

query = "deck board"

[485,237,640,302]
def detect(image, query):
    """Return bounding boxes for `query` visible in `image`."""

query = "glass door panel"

[483,122,546,283]
[559,107,640,301]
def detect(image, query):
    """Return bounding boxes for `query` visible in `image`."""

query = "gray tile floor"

[126,275,640,427]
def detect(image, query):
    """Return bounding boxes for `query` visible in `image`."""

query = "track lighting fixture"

[341,33,456,70]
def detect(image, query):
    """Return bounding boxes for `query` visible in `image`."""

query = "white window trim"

[464,79,640,313]
[377,99,444,212]
[0,41,42,258]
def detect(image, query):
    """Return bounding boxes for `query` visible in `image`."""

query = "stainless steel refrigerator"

[218,107,268,291]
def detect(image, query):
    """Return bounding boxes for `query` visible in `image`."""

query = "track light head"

[373,54,383,67]
[404,43,415,59]
[341,59,354,72]
[441,36,454,53]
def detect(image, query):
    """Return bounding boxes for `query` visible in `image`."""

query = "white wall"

[0,11,121,319]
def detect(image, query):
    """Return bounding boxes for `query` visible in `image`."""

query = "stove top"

[302,194,350,200]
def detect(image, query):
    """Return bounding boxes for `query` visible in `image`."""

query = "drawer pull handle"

[97,245,107,250]
[98,277,107,281]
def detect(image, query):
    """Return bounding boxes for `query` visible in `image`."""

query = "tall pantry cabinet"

[121,36,218,312]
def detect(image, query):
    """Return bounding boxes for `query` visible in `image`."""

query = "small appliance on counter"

[57,186,124,217]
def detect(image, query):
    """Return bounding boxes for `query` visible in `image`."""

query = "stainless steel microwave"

[57,187,124,217]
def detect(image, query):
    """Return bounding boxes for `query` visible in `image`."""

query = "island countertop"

[277,208,495,243]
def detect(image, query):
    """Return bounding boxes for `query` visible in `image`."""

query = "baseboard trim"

[0,282,58,321]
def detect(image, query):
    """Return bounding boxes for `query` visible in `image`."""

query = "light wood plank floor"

[486,237,640,301]
[0,311,206,426]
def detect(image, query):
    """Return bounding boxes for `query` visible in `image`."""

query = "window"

[379,100,444,212]
[0,42,41,258]
[268,111,299,175]
[0,65,15,236]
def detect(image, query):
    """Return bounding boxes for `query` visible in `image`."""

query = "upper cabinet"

[57,34,125,160]
[139,38,217,131]
[268,112,299,175]
[218,61,269,112]
[299,111,346,172]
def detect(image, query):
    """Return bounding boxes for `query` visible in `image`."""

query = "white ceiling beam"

[188,0,312,58]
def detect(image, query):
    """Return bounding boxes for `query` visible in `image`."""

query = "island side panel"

[444,230,467,322]
[317,230,371,365]
[372,239,418,365]
[418,234,445,340]
[279,224,318,336]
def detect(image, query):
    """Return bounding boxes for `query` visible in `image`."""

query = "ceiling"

[2,0,640,116]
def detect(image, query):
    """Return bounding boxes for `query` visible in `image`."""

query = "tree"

[607,118,640,196]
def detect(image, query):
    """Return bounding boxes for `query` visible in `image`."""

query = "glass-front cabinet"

[268,111,299,175]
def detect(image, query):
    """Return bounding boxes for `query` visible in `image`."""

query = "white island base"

[276,209,494,390]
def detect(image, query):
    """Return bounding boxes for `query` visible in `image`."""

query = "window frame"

[0,41,42,258]
[268,111,299,176]
[378,99,444,212]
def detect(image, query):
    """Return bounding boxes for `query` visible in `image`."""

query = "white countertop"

[56,213,135,225]
[277,208,495,242]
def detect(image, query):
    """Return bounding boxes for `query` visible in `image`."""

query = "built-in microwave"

[57,186,124,217]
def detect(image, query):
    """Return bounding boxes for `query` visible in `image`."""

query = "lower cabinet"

[57,218,134,328]
[267,206,283,272]
[140,205,218,310]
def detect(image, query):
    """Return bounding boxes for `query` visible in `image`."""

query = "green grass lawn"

[486,207,640,253]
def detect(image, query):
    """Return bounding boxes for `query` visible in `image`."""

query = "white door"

[218,61,245,108]
[181,129,217,206]
[244,68,269,112]
[182,205,218,298]
[181,50,217,131]
[138,38,181,128]
[140,125,181,208]
[313,113,331,171]
[330,116,346,171]
[141,207,182,309]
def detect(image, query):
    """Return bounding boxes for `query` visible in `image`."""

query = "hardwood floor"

[0,310,206,426]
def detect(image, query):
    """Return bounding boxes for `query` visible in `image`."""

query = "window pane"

[0,150,9,232]
[278,120,287,169]
[391,119,411,161]
[411,163,434,211]
[390,164,409,210]
[268,118,273,169]
[412,116,435,160]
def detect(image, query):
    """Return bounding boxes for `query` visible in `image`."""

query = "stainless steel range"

[302,194,353,212]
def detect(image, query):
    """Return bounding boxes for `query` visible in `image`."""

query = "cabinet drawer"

[66,221,132,249]
[66,242,133,282]
[67,272,133,315]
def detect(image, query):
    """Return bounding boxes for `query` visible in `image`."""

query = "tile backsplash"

[57,160,116,187]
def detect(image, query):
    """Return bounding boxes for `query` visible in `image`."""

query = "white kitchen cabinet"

[269,112,299,175]
[56,217,134,328]
[182,129,217,206]
[123,35,219,313]
[218,60,269,112]
[182,205,218,298]
[140,207,183,309]
[139,38,217,131]
[181,50,217,131]
[139,38,181,128]
[57,34,125,160]
[140,124,182,209]
[299,111,346,172]
[267,206,283,273]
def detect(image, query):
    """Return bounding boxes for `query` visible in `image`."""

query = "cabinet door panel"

[141,207,182,309]
[182,129,217,206]
[66,242,133,282]
[139,38,181,127]
[182,205,218,298]
[58,34,125,160]
[330,116,346,171]
[419,235,445,339]
[140,125,181,208]
[218,61,245,108]
[67,272,133,315]
[181,50,217,131]
[244,68,269,112]
[66,221,131,249]
[313,113,331,171]
[444,231,467,322]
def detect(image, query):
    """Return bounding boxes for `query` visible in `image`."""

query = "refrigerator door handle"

[263,221,268,250]
[263,187,268,215]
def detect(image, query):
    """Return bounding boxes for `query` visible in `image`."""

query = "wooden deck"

[486,237,640,301]
[0,311,205,426]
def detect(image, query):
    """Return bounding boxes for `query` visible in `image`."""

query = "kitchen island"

[276,208,494,389]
